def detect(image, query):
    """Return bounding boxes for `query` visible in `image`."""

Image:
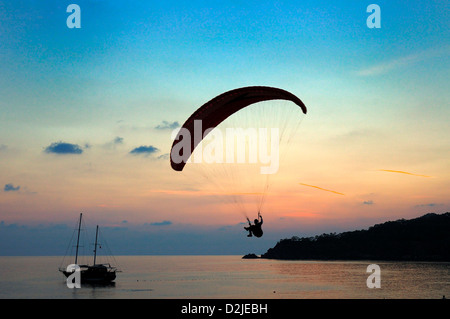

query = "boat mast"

[74,213,82,265]
[93,225,99,265]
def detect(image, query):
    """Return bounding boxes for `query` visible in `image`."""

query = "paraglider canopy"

[170,86,307,172]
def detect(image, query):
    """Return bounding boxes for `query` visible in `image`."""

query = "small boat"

[59,213,118,284]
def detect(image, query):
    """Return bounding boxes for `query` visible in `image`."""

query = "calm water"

[0,256,448,299]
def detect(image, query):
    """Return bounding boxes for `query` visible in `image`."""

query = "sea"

[0,255,448,299]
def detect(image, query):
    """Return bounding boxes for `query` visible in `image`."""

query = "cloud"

[0,144,7,152]
[363,200,374,205]
[129,145,159,156]
[149,220,172,226]
[44,142,83,154]
[378,169,431,178]
[157,153,169,160]
[357,54,423,76]
[414,203,439,208]
[4,183,20,192]
[113,137,124,144]
[103,136,124,149]
[3,184,36,194]
[356,46,450,76]
[299,183,345,195]
[155,121,180,130]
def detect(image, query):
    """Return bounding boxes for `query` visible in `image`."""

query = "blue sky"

[0,1,449,255]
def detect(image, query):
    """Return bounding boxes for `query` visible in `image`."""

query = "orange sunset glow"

[0,1,448,257]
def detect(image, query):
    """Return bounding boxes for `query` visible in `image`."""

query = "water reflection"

[268,260,450,298]
[0,256,448,298]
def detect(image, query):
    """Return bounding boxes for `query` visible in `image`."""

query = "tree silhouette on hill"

[261,213,450,261]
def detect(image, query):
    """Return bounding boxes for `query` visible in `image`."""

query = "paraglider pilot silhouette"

[244,212,263,237]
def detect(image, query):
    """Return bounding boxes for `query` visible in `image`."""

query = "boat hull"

[60,264,116,284]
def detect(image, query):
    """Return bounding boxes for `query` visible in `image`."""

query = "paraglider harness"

[245,212,263,238]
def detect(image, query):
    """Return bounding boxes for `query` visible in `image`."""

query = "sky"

[0,0,449,255]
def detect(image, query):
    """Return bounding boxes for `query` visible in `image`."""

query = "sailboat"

[59,213,118,284]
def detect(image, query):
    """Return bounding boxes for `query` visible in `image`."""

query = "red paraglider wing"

[170,86,307,171]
